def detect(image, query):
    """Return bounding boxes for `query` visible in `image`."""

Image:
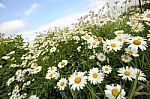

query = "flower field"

[0,1,150,99]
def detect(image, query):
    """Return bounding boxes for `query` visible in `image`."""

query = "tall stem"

[139,0,143,13]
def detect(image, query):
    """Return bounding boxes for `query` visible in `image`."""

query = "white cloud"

[0,2,5,9]
[20,0,106,41]
[38,12,87,30]
[19,12,89,41]
[24,3,41,16]
[0,19,28,34]
[89,0,106,8]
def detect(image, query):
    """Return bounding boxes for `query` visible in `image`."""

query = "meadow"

[0,0,150,99]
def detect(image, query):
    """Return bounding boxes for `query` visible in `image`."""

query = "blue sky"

[0,0,109,40]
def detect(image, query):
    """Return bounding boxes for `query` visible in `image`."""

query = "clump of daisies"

[118,66,146,81]
[45,66,60,80]
[102,39,123,53]
[81,33,102,49]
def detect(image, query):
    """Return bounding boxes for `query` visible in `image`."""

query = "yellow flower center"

[60,81,64,86]
[131,20,137,25]
[133,39,141,45]
[146,13,150,18]
[100,20,104,23]
[85,35,90,40]
[64,28,69,33]
[135,15,140,19]
[100,56,104,58]
[12,96,15,99]
[93,41,97,45]
[124,71,131,76]
[118,38,122,42]
[50,67,54,71]
[124,56,129,60]
[105,68,109,71]
[97,37,102,41]
[112,88,119,97]
[74,76,81,84]
[111,43,117,47]
[36,68,39,71]
[117,32,122,34]
[49,74,53,78]
[92,73,98,78]
[61,62,65,66]
[128,51,133,55]
[135,26,140,30]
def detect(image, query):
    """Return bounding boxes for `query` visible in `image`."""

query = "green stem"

[98,84,106,99]
[62,91,68,99]
[139,0,143,14]
[128,71,140,99]
[69,87,76,99]
[115,80,126,99]
[87,84,100,99]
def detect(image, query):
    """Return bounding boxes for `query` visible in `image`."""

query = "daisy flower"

[134,69,146,81]
[105,84,126,99]
[69,71,87,91]
[73,36,80,41]
[32,66,42,74]
[98,18,108,26]
[29,95,39,99]
[58,60,68,68]
[102,39,112,53]
[96,53,106,62]
[125,48,139,57]
[6,76,15,86]
[54,72,60,79]
[106,39,123,52]
[57,78,67,90]
[102,65,112,74]
[88,68,104,85]
[0,65,2,68]
[115,34,125,44]
[45,72,55,79]
[127,18,138,26]
[77,46,81,52]
[2,56,10,60]
[50,46,56,53]
[10,94,17,99]
[122,33,132,42]
[134,13,141,20]
[89,55,95,59]
[118,66,136,81]
[127,36,147,51]
[142,10,150,21]
[48,66,57,73]
[88,39,99,49]
[81,34,94,42]
[114,30,124,35]
[132,23,144,32]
